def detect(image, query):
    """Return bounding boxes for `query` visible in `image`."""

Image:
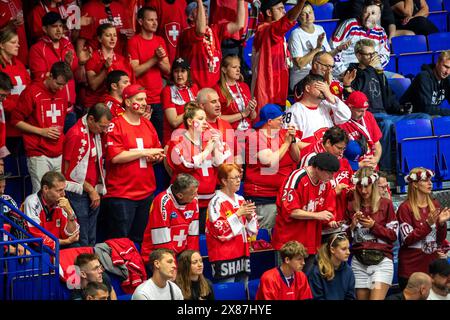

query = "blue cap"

[344,140,363,171]
[253,104,284,129]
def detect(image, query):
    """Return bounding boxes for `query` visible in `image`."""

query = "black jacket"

[400,64,450,116]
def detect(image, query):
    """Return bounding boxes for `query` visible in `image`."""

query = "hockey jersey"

[256,267,312,300]
[140,186,199,264]
[206,190,258,280]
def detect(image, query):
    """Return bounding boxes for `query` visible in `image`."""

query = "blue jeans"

[373,112,431,172]
[103,194,153,244]
[66,191,100,246]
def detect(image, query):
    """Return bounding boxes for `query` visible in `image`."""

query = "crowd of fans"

[0,0,449,301]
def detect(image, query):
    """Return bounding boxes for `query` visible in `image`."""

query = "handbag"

[354,249,385,266]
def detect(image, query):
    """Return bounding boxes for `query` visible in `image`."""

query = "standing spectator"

[346,167,398,300]
[0,72,12,166]
[29,0,66,42]
[397,167,450,289]
[427,259,450,300]
[128,6,170,143]
[385,272,432,300]
[284,74,351,144]
[243,104,301,232]
[23,171,80,250]
[63,103,112,246]
[175,250,215,300]
[214,54,257,131]
[140,173,199,265]
[308,233,356,300]
[83,282,110,300]
[272,152,340,275]
[84,23,133,109]
[103,84,164,244]
[11,62,73,193]
[331,0,391,78]
[147,0,188,63]
[177,0,246,89]
[251,0,306,111]
[0,26,31,141]
[104,69,130,118]
[339,91,382,170]
[390,0,438,35]
[206,163,258,283]
[161,57,198,145]
[132,248,184,300]
[400,51,450,116]
[256,240,312,300]
[0,0,28,65]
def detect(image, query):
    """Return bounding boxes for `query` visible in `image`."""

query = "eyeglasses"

[227,176,241,181]
[358,51,376,58]
[315,60,335,69]
[330,232,347,247]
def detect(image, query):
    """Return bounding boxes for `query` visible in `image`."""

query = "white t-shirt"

[427,289,450,300]
[132,279,184,300]
[288,24,331,90]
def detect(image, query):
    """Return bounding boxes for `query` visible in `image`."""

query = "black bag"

[354,249,385,266]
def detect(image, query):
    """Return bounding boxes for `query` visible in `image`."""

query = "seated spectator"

[104,70,130,118]
[272,152,340,275]
[345,167,398,300]
[214,54,257,131]
[390,0,438,36]
[427,259,450,300]
[243,104,301,232]
[348,39,430,173]
[397,167,450,289]
[206,163,258,283]
[23,171,80,250]
[140,173,199,266]
[400,51,450,116]
[332,0,391,78]
[83,282,110,300]
[175,250,214,300]
[29,0,71,42]
[162,57,198,145]
[308,233,356,300]
[385,272,432,300]
[132,248,184,300]
[284,74,351,144]
[73,253,117,300]
[288,2,351,90]
[256,240,312,300]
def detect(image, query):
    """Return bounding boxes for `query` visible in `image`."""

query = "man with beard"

[428,259,450,300]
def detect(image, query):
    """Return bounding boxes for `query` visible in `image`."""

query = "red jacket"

[256,267,312,300]
[29,36,78,106]
[105,238,147,294]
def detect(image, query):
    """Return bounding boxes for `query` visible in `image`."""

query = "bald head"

[404,272,432,300]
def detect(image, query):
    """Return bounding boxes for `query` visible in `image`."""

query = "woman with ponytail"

[308,233,355,300]
[397,167,450,290]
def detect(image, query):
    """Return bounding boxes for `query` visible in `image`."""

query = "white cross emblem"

[176,58,184,63]
[46,103,61,124]
[173,229,187,247]
[79,146,85,154]
[81,139,87,146]
[199,159,212,176]
[10,76,26,95]
[168,25,179,42]
[130,138,147,168]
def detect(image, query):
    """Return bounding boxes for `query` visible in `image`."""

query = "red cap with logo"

[346,91,369,109]
[122,84,146,100]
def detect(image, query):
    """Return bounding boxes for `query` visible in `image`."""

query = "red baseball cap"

[346,91,369,109]
[122,84,146,100]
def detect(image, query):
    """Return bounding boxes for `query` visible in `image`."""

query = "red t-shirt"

[84,50,133,108]
[177,23,230,88]
[256,268,312,300]
[0,58,31,137]
[272,168,336,254]
[161,84,198,145]
[209,0,248,41]
[104,94,125,118]
[147,0,188,63]
[105,115,161,200]
[0,0,28,65]
[214,81,252,130]
[127,34,167,104]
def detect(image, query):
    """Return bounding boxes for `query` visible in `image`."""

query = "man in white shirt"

[427,259,450,300]
[132,248,184,300]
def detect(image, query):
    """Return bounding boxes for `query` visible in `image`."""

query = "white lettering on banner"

[130,138,147,168]
[199,159,212,176]
[11,76,26,95]
[46,103,61,123]
[168,25,179,41]
[173,229,187,247]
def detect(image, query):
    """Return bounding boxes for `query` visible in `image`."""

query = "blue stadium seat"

[384,55,397,73]
[427,0,444,11]
[250,250,277,280]
[243,36,253,71]
[316,20,339,40]
[444,0,450,10]
[432,116,450,136]
[391,35,433,77]
[432,117,450,181]
[391,35,428,54]
[256,229,271,242]
[313,3,334,20]
[441,100,450,109]
[213,282,247,300]
[247,278,260,300]
[387,77,411,100]
[428,32,450,51]
[199,234,208,257]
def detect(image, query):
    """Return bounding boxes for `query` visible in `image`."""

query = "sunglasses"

[330,232,347,247]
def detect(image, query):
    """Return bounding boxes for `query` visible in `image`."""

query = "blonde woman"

[308,233,355,300]
[397,167,450,290]
[345,167,398,300]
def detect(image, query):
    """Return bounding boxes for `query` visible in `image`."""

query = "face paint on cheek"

[132,103,140,111]
[193,120,200,128]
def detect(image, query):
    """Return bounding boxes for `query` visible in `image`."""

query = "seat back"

[213,282,247,300]
[387,77,411,100]
[395,118,433,142]
[247,278,260,300]
[391,35,428,54]
[313,3,334,19]
[433,116,450,136]
[428,32,450,51]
